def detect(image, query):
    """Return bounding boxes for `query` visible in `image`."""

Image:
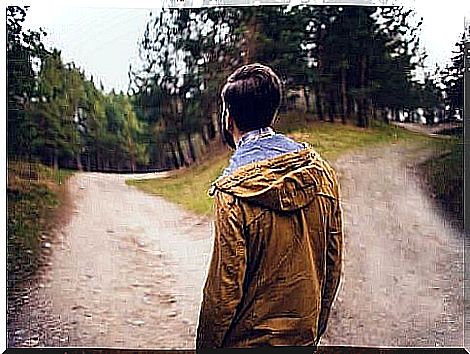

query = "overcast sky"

[18,0,470,93]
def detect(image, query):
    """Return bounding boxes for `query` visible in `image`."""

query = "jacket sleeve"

[317,169,344,339]
[196,192,247,349]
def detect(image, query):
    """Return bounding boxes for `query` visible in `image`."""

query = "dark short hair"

[221,63,282,132]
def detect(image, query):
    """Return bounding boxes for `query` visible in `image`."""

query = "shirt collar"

[237,126,275,149]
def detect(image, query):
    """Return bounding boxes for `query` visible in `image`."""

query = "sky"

[17,0,470,93]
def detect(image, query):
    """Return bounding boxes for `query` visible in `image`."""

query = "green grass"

[127,151,230,216]
[420,135,463,229]
[280,116,430,161]
[127,114,437,216]
[7,161,73,287]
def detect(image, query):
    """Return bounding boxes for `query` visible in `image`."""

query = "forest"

[7,5,465,172]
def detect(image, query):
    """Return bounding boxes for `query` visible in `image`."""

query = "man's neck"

[232,128,243,146]
[235,127,275,148]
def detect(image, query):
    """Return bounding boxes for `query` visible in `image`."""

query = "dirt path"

[8,142,463,348]
[8,172,213,348]
[391,121,462,137]
[322,142,463,347]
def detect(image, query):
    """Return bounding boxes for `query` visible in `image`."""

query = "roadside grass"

[7,160,73,288]
[279,115,431,161]
[420,133,463,230]
[127,113,438,216]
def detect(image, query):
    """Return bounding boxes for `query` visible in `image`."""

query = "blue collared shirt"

[221,127,306,177]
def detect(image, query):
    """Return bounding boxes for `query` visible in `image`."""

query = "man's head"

[220,63,282,149]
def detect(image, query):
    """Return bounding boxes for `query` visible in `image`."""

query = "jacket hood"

[209,146,337,212]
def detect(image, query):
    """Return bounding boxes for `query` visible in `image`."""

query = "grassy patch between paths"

[127,116,435,217]
[127,151,230,216]
[280,118,430,161]
[7,160,73,288]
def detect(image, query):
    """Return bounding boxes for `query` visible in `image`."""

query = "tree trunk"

[404,109,411,123]
[357,102,365,127]
[128,136,136,172]
[357,54,368,128]
[76,152,83,171]
[130,156,136,172]
[99,154,103,172]
[328,90,336,123]
[340,66,348,124]
[201,126,210,146]
[86,152,91,171]
[169,142,180,169]
[382,108,389,124]
[314,87,324,121]
[244,9,260,64]
[303,86,311,114]
[364,98,371,127]
[316,23,326,122]
[187,132,197,163]
[53,149,59,170]
[176,138,188,167]
[212,111,220,140]
[207,120,216,140]
[364,99,369,127]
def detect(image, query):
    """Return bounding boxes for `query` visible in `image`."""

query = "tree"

[440,33,465,120]
[7,6,49,159]
[370,7,426,122]
[29,50,87,169]
[130,7,245,168]
[119,94,149,171]
[128,4,435,171]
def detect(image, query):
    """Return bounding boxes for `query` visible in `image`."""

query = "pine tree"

[7,6,49,159]
[131,7,245,168]
[440,33,464,120]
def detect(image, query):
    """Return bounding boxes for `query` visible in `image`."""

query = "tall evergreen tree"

[7,6,49,159]
[31,50,83,169]
[440,33,465,119]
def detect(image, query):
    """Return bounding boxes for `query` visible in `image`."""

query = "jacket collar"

[236,127,275,149]
[208,144,337,212]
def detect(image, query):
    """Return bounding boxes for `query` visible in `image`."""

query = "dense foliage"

[7,5,463,171]
[7,6,148,171]
[439,34,465,119]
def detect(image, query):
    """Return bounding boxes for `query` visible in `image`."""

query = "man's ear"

[227,114,234,133]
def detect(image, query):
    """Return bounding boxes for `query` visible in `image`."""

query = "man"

[196,63,343,348]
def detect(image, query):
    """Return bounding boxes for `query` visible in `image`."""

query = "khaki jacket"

[196,146,343,348]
